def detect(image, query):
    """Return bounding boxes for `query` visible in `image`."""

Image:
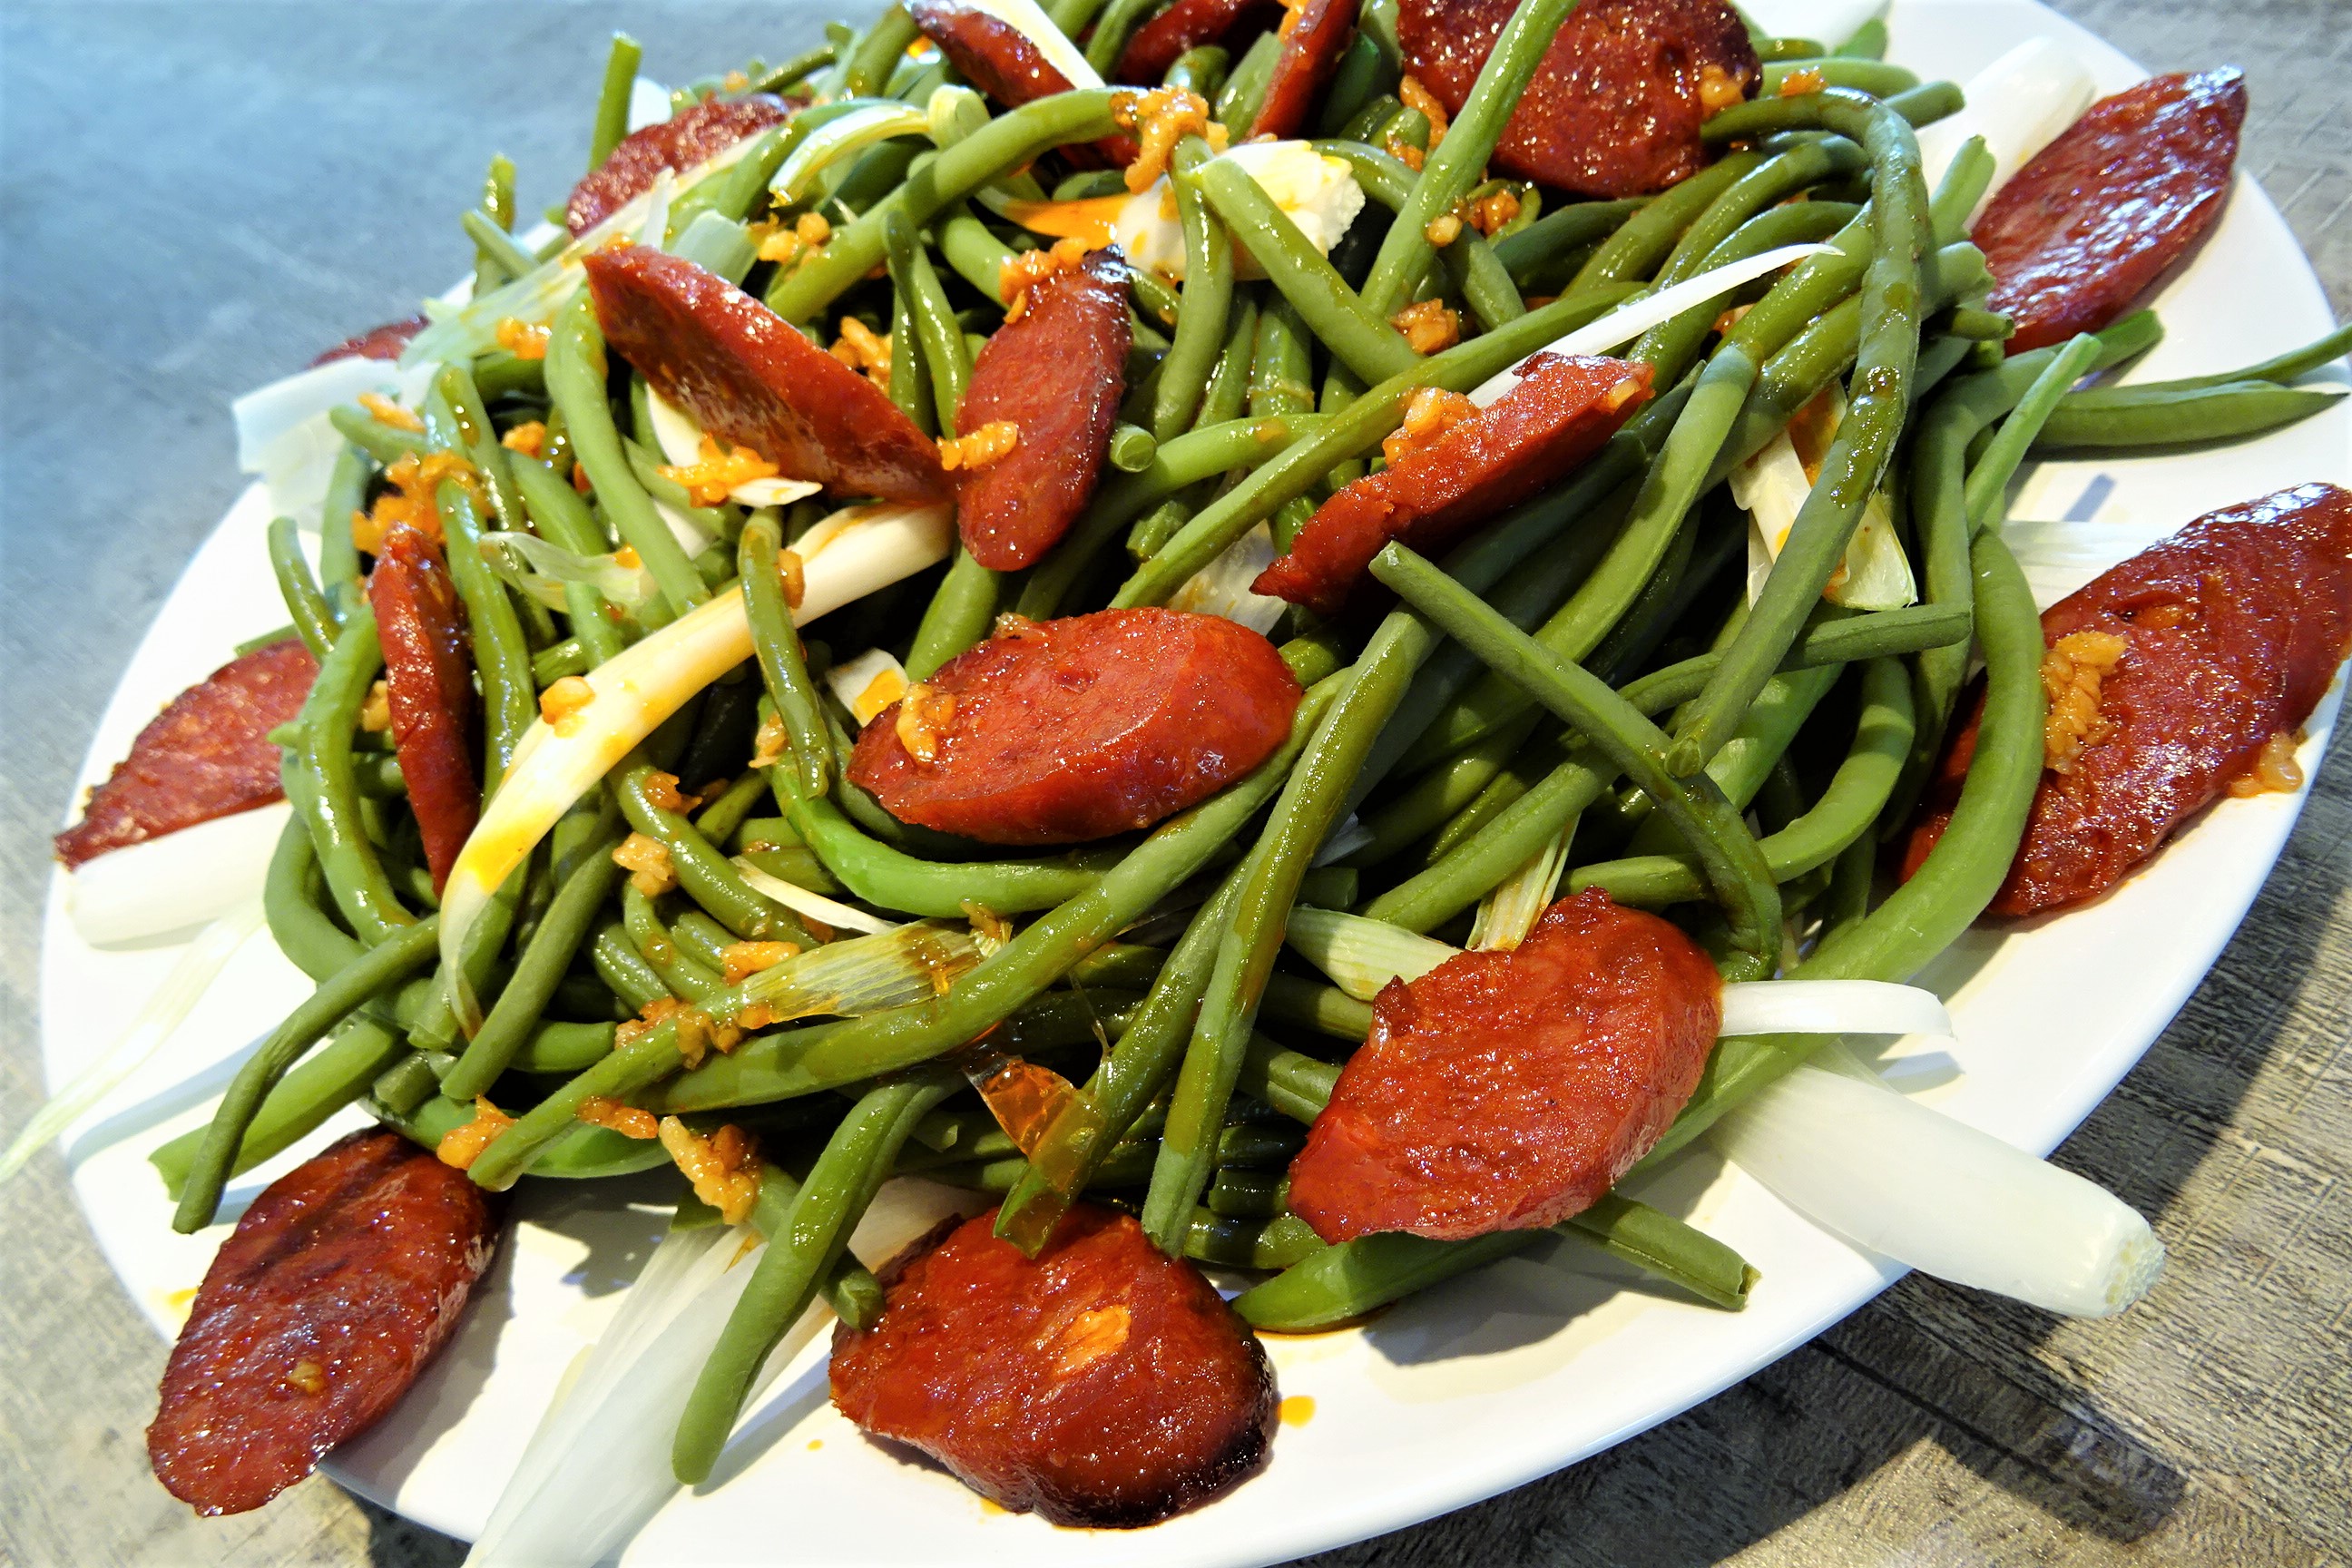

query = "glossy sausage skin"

[1249,0,1358,139]
[565,94,795,236]
[312,317,427,368]
[1904,483,2352,916]
[906,2,1137,165]
[584,244,948,504]
[1114,0,1279,83]
[830,1203,1277,1527]
[1254,353,1652,616]
[149,1130,502,1516]
[1397,0,1757,197]
[1287,888,1723,1243]
[368,524,481,894]
[54,639,317,868]
[1977,69,2245,355]
[848,608,1301,845]
[953,249,1132,571]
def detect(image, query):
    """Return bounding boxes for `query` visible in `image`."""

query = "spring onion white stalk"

[439,503,954,1026]
[738,921,985,1018]
[645,388,825,507]
[1168,520,1288,633]
[1467,818,1573,951]
[732,858,901,936]
[1730,383,1916,611]
[1468,243,1838,407]
[1711,1042,2165,1317]
[479,533,662,616]
[1,901,264,1185]
[1915,38,2096,223]
[824,646,911,724]
[770,102,932,205]
[234,358,437,524]
[1284,907,1456,999]
[65,801,292,946]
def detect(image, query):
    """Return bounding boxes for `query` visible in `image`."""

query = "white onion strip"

[1718,979,1953,1040]
[732,859,901,936]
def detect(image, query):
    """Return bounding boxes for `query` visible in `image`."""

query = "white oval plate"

[39,1,2352,1561]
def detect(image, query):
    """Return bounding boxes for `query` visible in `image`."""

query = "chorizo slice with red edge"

[583,243,948,505]
[565,94,796,236]
[54,639,316,869]
[1903,482,2352,917]
[1398,0,1756,197]
[952,248,1132,571]
[1248,0,1357,139]
[312,316,427,368]
[1254,352,1652,617]
[149,1130,503,1516]
[1114,0,1279,84]
[1975,69,2245,356]
[1288,888,1723,1243]
[848,607,1301,845]
[830,1202,1277,1527]
[369,524,481,894]
[906,2,1138,164]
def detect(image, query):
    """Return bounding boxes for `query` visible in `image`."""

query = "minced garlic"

[359,678,392,733]
[1390,298,1460,355]
[539,675,594,736]
[500,419,547,458]
[435,1097,515,1170]
[1700,63,1749,113]
[358,390,424,433]
[720,940,802,984]
[286,1360,328,1396]
[2230,730,2306,797]
[1113,86,1227,194]
[353,450,480,552]
[640,770,690,813]
[895,681,957,763]
[495,317,552,360]
[938,421,1020,472]
[577,1095,660,1140]
[612,831,678,896]
[778,547,806,610]
[1398,75,1450,152]
[2040,629,2129,775]
[828,316,891,390]
[656,433,780,505]
[756,210,833,267]
[659,1117,762,1224]
[998,235,1091,308]
[1778,65,1827,98]
[1383,387,1478,466]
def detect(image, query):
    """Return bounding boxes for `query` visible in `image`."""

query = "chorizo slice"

[1287,888,1723,1244]
[848,607,1301,845]
[1903,482,2352,917]
[54,639,316,869]
[1976,69,2246,356]
[148,1129,503,1516]
[583,244,948,505]
[1114,0,1279,84]
[1397,0,1756,197]
[906,2,1138,165]
[565,94,795,237]
[830,1202,1277,1527]
[952,248,1132,571]
[368,524,480,894]
[1253,353,1652,617]
[311,316,427,368]
[1248,0,1358,139]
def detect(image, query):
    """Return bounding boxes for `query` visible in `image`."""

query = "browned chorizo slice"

[1903,482,2352,917]
[1248,0,1357,138]
[952,248,1132,570]
[55,639,316,869]
[583,244,948,505]
[1253,353,1652,617]
[906,2,1138,165]
[1287,888,1723,1243]
[565,94,795,237]
[311,317,427,368]
[1397,0,1756,197]
[1114,0,1279,84]
[848,608,1300,844]
[148,1129,502,1516]
[1976,69,2246,355]
[830,1202,1277,1526]
[368,524,480,894]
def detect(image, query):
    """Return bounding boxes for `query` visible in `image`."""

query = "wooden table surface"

[5,2,2347,1563]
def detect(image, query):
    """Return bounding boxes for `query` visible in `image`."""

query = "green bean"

[841,4,920,95]
[1191,151,1416,386]
[266,514,338,661]
[669,907,741,974]
[1215,1122,1306,1170]
[317,443,371,615]
[444,827,626,1100]
[588,34,643,172]
[1572,152,1766,289]
[1108,423,1160,472]
[1082,0,1160,73]
[531,639,588,684]
[462,209,536,291]
[1617,660,1838,856]
[1963,333,2103,528]
[1204,1169,1287,1217]
[1185,1210,1327,1271]
[616,760,808,943]
[432,481,535,794]
[786,789,1106,916]
[754,42,840,93]
[174,916,442,1230]
[1149,139,1236,442]
[1759,58,1918,96]
[1940,306,2014,342]
[1215,30,1284,132]
[769,92,1124,323]
[510,454,632,665]
[1654,138,1869,289]
[1313,29,1390,134]
[1488,197,1645,288]
[622,882,728,1004]
[2034,379,2347,450]
[328,403,428,466]
[2114,319,2351,393]
[1165,44,1231,100]
[1192,295,1260,435]
[1836,16,1889,58]
[884,246,936,436]
[285,608,414,943]
[1313,141,1526,332]
[593,923,673,1012]
[375,1089,673,1179]
[1753,34,1826,61]
[696,769,773,848]
[544,291,710,615]
[739,516,833,798]
[510,1021,622,1074]
[893,215,974,424]
[264,817,366,981]
[149,1014,408,1199]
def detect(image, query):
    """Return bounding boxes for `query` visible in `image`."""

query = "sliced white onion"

[1167,520,1288,633]
[1467,243,1837,407]
[1730,384,1916,612]
[645,388,826,510]
[0,900,265,1186]
[1284,907,1455,1000]
[1711,1042,2164,1317]
[825,647,910,725]
[1114,142,1367,281]
[625,75,674,132]
[737,921,985,1020]
[732,858,901,936]
[771,103,932,206]
[66,801,293,947]
[1915,39,2097,224]
[1718,979,1953,1040]
[233,358,437,524]
[438,503,955,1025]
[1467,819,1573,951]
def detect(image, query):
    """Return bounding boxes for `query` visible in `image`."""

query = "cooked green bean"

[2033,379,2347,450]
[444,825,627,1100]
[588,34,643,172]
[740,516,833,796]
[267,514,338,661]
[1963,333,2104,528]
[150,1015,407,1199]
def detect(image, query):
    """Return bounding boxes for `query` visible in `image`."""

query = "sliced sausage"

[1903,482,2352,917]
[368,524,480,894]
[848,607,1300,844]
[311,317,427,368]
[1397,0,1757,197]
[1114,0,1279,84]
[830,1202,1277,1527]
[906,2,1137,165]
[1287,888,1722,1243]
[953,249,1132,571]
[1253,352,1652,616]
[149,1129,502,1516]
[55,639,316,869]
[1976,69,2246,355]
[566,94,795,237]
[583,244,948,505]
[1249,0,1358,139]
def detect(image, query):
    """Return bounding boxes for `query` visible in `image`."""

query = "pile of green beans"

[140,0,2352,1490]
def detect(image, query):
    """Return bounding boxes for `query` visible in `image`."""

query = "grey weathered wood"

[2,3,2346,1564]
